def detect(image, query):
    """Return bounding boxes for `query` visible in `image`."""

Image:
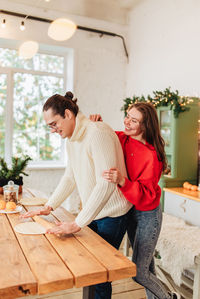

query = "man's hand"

[46,220,81,235]
[89,114,103,122]
[20,205,53,219]
[102,168,126,187]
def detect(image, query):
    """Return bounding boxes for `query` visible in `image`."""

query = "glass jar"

[3,180,19,204]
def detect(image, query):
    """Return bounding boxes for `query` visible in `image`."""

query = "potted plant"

[0,155,32,194]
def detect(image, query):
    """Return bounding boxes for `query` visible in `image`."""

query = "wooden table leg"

[83,286,95,299]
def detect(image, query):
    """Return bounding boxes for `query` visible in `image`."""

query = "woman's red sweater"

[116,131,163,211]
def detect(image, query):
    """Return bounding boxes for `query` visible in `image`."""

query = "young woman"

[91,102,180,299]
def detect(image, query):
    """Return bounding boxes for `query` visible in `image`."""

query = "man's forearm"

[47,177,75,210]
[75,179,115,227]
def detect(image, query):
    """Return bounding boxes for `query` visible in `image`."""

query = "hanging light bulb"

[48,18,76,41]
[20,21,25,31]
[1,19,6,28]
[19,41,39,59]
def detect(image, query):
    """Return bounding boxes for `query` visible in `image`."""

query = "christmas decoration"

[0,155,32,193]
[121,87,196,118]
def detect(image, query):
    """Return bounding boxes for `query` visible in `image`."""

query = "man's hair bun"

[43,91,79,117]
[65,91,74,100]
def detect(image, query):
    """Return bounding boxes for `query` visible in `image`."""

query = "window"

[0,74,6,158]
[0,42,73,167]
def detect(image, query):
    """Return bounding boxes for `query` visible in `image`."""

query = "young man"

[22,91,132,299]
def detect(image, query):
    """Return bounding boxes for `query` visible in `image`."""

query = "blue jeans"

[88,211,130,299]
[127,205,171,299]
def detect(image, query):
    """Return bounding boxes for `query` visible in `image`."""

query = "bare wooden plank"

[0,213,37,299]
[112,289,146,299]
[7,209,73,295]
[52,207,136,281]
[25,205,107,288]
[112,278,144,293]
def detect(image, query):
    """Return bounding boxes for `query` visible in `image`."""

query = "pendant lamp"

[48,18,76,41]
[19,41,39,59]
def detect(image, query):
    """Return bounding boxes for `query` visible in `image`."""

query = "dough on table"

[14,222,46,235]
[19,197,47,205]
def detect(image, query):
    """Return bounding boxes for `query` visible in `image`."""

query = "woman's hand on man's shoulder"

[89,114,103,122]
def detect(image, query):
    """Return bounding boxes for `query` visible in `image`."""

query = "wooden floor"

[23,278,146,299]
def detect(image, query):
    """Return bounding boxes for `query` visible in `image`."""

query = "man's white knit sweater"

[47,112,132,228]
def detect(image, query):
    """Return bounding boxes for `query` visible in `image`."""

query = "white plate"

[0,205,22,214]
[14,222,46,235]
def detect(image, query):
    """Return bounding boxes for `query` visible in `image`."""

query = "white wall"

[0,1,128,202]
[1,1,128,128]
[126,0,200,98]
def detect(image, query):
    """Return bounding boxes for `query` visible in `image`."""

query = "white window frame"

[0,39,74,169]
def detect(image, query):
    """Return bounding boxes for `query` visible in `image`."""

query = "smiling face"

[124,107,145,142]
[43,108,76,138]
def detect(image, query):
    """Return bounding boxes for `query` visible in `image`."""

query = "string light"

[1,19,6,28]
[20,21,25,31]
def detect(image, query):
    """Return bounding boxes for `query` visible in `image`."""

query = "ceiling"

[5,0,140,25]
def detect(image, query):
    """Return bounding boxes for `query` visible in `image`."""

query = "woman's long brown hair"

[128,102,167,170]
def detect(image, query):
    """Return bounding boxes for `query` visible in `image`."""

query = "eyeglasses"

[48,122,58,130]
[125,114,141,124]
[47,116,65,130]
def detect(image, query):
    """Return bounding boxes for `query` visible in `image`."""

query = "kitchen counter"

[161,186,200,299]
[163,187,200,203]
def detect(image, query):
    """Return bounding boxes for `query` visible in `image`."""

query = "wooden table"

[0,188,136,299]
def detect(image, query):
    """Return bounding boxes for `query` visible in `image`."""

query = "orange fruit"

[191,185,198,191]
[0,200,6,210]
[6,202,16,211]
[185,184,192,190]
[183,182,192,190]
[183,182,189,188]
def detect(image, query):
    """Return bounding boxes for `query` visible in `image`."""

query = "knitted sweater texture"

[47,113,132,227]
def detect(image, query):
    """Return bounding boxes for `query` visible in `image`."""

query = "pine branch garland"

[0,158,9,179]
[121,87,196,117]
[0,155,32,180]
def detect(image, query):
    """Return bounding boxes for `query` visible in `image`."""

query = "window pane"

[13,130,38,159]
[0,131,5,157]
[39,129,61,161]
[0,48,34,70]
[160,110,171,127]
[13,72,64,161]
[0,73,7,157]
[0,48,64,74]
[33,53,64,74]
